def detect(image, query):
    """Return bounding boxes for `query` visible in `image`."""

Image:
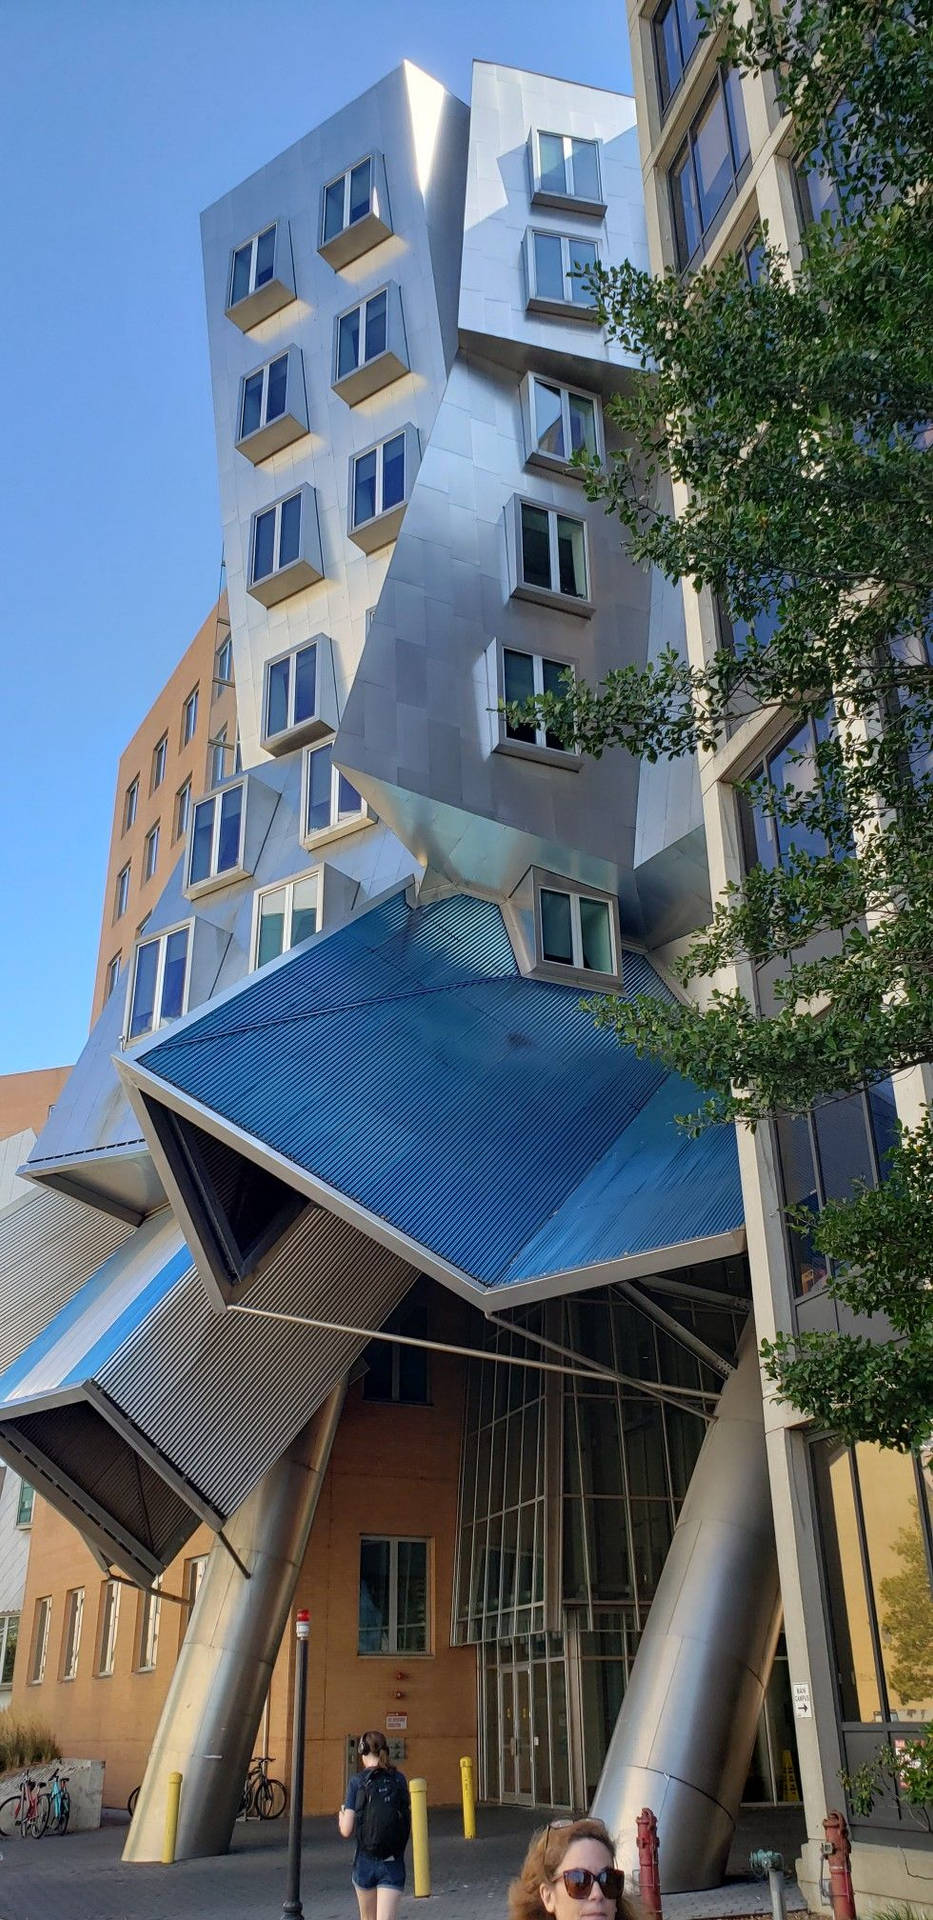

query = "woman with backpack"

[339,1730,411,1920]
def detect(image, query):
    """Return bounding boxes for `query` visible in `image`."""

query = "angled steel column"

[123,1380,345,1862]
[591,1330,781,1892]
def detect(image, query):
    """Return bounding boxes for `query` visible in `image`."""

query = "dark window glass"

[130,940,159,1039]
[294,645,317,725]
[307,747,333,833]
[539,133,566,193]
[364,290,387,362]
[290,876,319,947]
[569,239,598,304]
[693,84,735,231]
[190,799,215,884]
[775,1110,826,1293]
[542,656,568,750]
[521,503,552,589]
[533,232,565,301]
[258,889,286,968]
[241,371,263,439]
[337,307,360,378]
[868,1078,898,1174]
[533,379,565,458]
[266,354,288,423]
[354,449,378,526]
[381,434,406,511]
[358,1538,390,1652]
[723,67,750,168]
[813,1092,875,1205]
[336,770,362,819]
[1,1617,17,1687]
[349,158,372,224]
[569,391,597,455]
[670,71,748,267]
[541,889,574,964]
[253,508,276,582]
[254,225,276,287]
[742,228,767,284]
[364,1338,394,1400]
[278,493,301,569]
[266,657,290,737]
[557,515,586,597]
[571,139,600,203]
[504,649,536,743]
[580,897,612,971]
[217,784,242,871]
[768,720,829,866]
[670,142,701,266]
[323,177,344,243]
[231,243,251,305]
[162,929,188,1022]
[396,1541,427,1652]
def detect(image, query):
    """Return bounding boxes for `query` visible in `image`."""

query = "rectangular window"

[362,1298,429,1404]
[181,687,199,747]
[128,925,190,1040]
[16,1481,35,1527]
[188,784,245,889]
[534,132,603,207]
[352,432,407,530]
[358,1537,429,1655]
[229,224,277,306]
[114,863,131,921]
[539,887,616,974]
[251,491,303,584]
[525,375,599,469]
[669,69,751,269]
[152,734,167,791]
[143,823,159,882]
[744,713,833,872]
[123,777,139,833]
[95,1579,120,1677]
[174,778,191,842]
[135,1580,161,1673]
[517,500,589,604]
[215,637,233,687]
[28,1597,51,1684]
[60,1587,84,1682]
[323,157,374,245]
[182,1555,208,1627]
[0,1611,19,1688]
[527,231,599,312]
[776,1079,896,1296]
[653,0,702,111]
[264,641,318,745]
[240,354,289,441]
[253,872,321,969]
[303,743,366,841]
[105,953,121,999]
[336,289,389,382]
[503,649,572,751]
[209,728,229,791]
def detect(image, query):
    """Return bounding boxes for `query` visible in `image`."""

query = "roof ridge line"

[148,970,524,1053]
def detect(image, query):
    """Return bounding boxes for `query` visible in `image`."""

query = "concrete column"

[123,1380,345,1862]
[591,1330,781,1891]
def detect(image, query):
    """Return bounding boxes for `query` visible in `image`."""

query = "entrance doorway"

[500,1663,534,1800]
[482,1635,572,1807]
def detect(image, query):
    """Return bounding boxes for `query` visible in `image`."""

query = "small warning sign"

[792,1683,812,1718]
[386,1713,408,1731]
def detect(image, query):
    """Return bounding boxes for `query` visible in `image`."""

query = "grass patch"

[0,1715,61,1773]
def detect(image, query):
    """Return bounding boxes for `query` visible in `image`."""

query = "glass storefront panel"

[813,1440,883,1721]
[855,1442,933,1721]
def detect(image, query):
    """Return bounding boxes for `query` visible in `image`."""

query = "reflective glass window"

[557,514,587,597]
[323,177,344,243]
[217,784,242,871]
[337,307,360,378]
[290,874,319,946]
[129,940,159,1040]
[354,449,378,526]
[580,897,612,971]
[230,242,251,305]
[533,232,565,301]
[257,887,287,969]
[670,143,701,266]
[569,239,598,303]
[349,158,372,224]
[693,85,735,231]
[541,889,574,964]
[571,139,601,203]
[521,503,552,589]
[162,929,188,1021]
[539,132,566,193]
[364,289,387,361]
[241,371,263,439]
[294,644,317,725]
[278,492,301,568]
[266,354,288,422]
[306,746,333,834]
[336,769,362,820]
[382,433,405,511]
[190,799,214,884]
[504,649,536,743]
[267,657,290,737]
[569,391,597,455]
[533,379,566,458]
[254,225,276,287]
[358,1538,390,1652]
[253,507,276,581]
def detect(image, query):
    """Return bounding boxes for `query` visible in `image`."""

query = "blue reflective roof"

[139,893,744,1289]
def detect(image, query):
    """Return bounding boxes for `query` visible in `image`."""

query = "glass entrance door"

[500,1663,535,1801]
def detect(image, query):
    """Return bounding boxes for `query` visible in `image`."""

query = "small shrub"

[0,1715,61,1774]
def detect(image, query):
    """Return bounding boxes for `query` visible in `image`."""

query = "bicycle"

[0,1771,50,1838]
[127,1784,139,1817]
[238,1754,287,1820]
[42,1765,71,1836]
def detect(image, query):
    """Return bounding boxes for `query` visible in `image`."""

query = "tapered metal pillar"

[591,1330,781,1892]
[123,1381,345,1863]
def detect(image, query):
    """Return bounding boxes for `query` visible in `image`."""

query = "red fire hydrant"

[636,1807,662,1919]
[822,1810,856,1920]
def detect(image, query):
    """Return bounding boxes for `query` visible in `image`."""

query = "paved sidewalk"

[0,1803,808,1920]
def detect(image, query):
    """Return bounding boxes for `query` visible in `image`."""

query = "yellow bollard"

[161,1770,182,1865]
[459,1755,476,1840]
[410,1777,431,1897]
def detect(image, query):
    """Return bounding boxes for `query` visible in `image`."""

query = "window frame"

[493,643,581,770]
[260,637,336,753]
[143,822,160,883]
[251,868,322,971]
[151,734,168,792]
[319,152,392,267]
[228,223,278,304]
[186,781,248,896]
[95,1579,120,1678]
[105,953,122,1000]
[357,1535,432,1657]
[510,495,594,616]
[214,637,233,689]
[300,742,370,852]
[125,919,192,1042]
[28,1596,51,1685]
[652,0,704,117]
[332,284,408,404]
[60,1587,84,1683]
[321,156,373,240]
[348,426,418,550]
[529,130,606,215]
[181,687,199,748]
[114,863,131,922]
[247,485,324,607]
[16,1480,34,1528]
[174,777,192,843]
[668,67,752,271]
[531,872,622,985]
[524,229,602,320]
[135,1578,162,1674]
[225,220,295,330]
[235,346,307,463]
[123,777,139,834]
[0,1610,19,1689]
[520,372,603,475]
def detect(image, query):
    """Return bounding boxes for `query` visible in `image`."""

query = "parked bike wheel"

[127,1785,140,1817]
[27,1796,50,1839]
[0,1796,23,1837]
[237,1780,254,1819]
[256,1777,287,1820]
[57,1790,71,1835]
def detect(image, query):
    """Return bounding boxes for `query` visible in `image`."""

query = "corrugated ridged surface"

[141,893,740,1286]
[16,1399,195,1560]
[0,1186,132,1372]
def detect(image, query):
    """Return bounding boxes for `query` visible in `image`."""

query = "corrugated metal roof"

[137,893,743,1290]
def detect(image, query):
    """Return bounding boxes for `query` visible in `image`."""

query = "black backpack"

[357,1767,410,1858]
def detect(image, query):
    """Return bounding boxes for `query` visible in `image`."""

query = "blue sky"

[0,0,633,1077]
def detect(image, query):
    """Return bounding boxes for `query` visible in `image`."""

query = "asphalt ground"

[0,1801,809,1920]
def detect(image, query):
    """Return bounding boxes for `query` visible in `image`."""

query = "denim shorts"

[353,1850,406,1891]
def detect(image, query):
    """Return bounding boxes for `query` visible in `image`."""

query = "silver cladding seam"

[0,1187,133,1373]
[98,1205,415,1516]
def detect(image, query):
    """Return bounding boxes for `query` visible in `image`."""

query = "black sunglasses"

[554,1869,625,1902]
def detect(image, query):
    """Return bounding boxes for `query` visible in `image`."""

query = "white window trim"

[228,222,277,304]
[186,781,248,896]
[29,1597,51,1685]
[321,157,374,242]
[358,1535,431,1657]
[531,871,621,987]
[494,643,581,770]
[520,372,603,475]
[350,431,409,531]
[525,229,602,319]
[511,495,594,616]
[334,287,390,381]
[143,824,159,881]
[251,868,323,971]
[124,919,193,1045]
[300,743,371,852]
[61,1587,84,1682]
[530,130,606,213]
[96,1580,120,1677]
[239,352,287,439]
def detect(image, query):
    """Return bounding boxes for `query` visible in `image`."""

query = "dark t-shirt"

[345,1767,409,1861]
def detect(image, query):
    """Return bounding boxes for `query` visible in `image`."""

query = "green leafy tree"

[511,0,933,1449]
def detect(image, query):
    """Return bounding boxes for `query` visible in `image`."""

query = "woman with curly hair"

[509,1817,640,1920]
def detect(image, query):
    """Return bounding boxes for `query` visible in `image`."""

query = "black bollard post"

[282,1607,310,1918]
